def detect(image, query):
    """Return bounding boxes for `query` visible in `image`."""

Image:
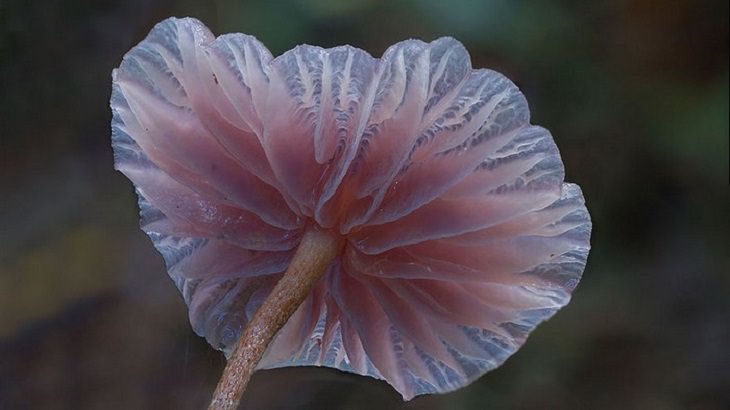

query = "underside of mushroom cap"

[111,17,591,400]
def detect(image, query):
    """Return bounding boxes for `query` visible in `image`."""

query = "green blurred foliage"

[1,0,727,409]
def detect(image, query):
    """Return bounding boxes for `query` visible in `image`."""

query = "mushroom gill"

[111,17,592,409]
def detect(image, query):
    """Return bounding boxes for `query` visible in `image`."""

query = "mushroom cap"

[111,17,591,400]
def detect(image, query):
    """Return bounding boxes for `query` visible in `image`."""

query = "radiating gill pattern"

[111,17,591,399]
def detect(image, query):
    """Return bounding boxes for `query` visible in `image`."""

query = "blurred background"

[1,0,728,409]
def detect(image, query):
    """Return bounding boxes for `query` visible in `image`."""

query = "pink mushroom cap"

[111,17,591,400]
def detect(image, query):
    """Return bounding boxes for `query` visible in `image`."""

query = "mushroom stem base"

[208,227,344,410]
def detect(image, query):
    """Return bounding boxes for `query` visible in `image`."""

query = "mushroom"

[111,17,591,410]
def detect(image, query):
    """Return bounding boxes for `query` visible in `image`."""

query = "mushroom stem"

[208,227,344,410]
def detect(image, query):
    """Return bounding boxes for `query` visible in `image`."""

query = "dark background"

[1,1,728,409]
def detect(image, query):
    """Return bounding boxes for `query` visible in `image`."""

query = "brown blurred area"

[0,1,728,409]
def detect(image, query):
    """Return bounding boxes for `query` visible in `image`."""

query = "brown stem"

[208,227,344,410]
